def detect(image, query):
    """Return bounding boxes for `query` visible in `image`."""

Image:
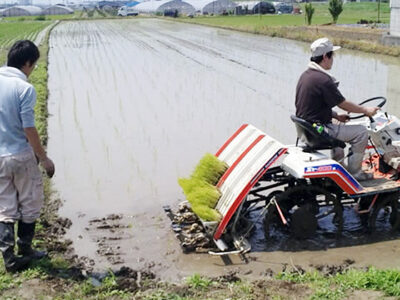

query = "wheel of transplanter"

[231,212,252,236]
[367,193,400,232]
[264,185,343,239]
[349,96,387,120]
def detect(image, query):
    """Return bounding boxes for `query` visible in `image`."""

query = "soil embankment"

[175,17,400,57]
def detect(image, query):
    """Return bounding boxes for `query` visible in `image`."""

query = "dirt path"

[34,21,58,46]
[47,19,400,280]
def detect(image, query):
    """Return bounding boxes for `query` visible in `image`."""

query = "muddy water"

[47,19,400,279]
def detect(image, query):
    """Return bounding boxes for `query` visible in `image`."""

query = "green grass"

[278,267,400,299]
[304,2,390,24]
[2,264,397,299]
[30,47,50,145]
[181,2,390,27]
[186,274,213,290]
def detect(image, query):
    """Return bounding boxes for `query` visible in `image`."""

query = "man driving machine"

[295,37,379,181]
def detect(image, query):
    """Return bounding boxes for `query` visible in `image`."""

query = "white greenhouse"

[235,1,275,14]
[185,0,236,14]
[42,5,74,15]
[0,5,42,17]
[134,0,195,15]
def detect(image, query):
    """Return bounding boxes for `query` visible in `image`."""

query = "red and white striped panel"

[213,124,287,240]
[216,124,262,166]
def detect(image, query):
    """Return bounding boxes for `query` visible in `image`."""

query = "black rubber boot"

[0,222,31,272]
[17,221,47,260]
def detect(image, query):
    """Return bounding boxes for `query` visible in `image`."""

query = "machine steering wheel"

[348,96,387,120]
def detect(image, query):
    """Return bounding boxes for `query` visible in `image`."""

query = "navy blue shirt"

[296,68,345,124]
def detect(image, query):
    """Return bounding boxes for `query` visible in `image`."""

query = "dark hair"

[310,51,333,64]
[7,40,40,70]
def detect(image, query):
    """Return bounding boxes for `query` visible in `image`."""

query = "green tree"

[329,0,343,24]
[305,3,315,25]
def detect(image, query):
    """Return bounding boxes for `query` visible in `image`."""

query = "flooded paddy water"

[47,19,400,280]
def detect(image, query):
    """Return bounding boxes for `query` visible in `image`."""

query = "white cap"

[310,37,341,57]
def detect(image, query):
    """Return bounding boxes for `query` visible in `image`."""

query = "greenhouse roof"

[185,0,235,11]
[126,1,140,7]
[43,5,74,12]
[2,5,43,14]
[135,0,195,13]
[235,1,262,9]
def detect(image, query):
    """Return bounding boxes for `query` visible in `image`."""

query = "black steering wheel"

[349,96,386,120]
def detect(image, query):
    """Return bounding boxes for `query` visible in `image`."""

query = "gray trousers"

[0,149,43,223]
[325,121,368,161]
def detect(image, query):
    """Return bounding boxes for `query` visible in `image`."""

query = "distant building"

[0,5,42,16]
[235,1,275,14]
[97,1,126,9]
[271,1,293,14]
[134,0,195,15]
[185,0,236,15]
[126,1,140,7]
[42,5,73,15]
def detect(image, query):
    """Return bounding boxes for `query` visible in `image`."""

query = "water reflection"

[250,206,400,252]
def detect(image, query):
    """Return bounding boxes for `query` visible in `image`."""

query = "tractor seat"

[290,115,346,152]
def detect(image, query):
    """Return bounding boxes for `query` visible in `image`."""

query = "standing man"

[295,37,379,181]
[0,40,55,272]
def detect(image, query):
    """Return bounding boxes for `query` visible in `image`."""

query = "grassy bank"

[177,2,400,57]
[1,263,400,299]
[305,2,390,24]
[181,2,390,27]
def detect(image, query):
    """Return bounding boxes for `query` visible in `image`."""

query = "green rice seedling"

[178,177,214,197]
[186,186,221,208]
[191,204,222,222]
[178,153,227,221]
[192,153,228,185]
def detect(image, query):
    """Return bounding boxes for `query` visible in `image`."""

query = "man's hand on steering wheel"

[363,106,380,117]
[346,96,386,120]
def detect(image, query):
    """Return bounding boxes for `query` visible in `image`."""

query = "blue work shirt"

[0,67,35,156]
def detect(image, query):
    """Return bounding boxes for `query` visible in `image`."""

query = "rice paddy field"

[0,11,118,63]
[1,10,400,298]
[0,21,52,63]
[46,18,400,281]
